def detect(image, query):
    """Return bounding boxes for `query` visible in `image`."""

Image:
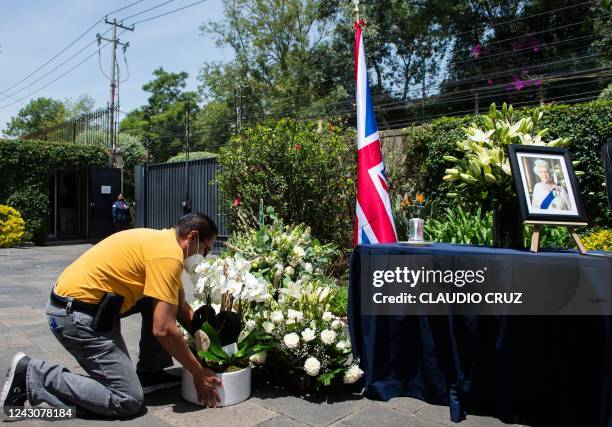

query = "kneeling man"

[1,213,221,417]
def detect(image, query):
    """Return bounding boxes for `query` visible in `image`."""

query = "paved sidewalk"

[0,245,521,427]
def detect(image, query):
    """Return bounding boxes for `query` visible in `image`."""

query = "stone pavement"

[0,245,523,427]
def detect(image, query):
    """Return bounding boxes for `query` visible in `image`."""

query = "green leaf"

[201,322,229,360]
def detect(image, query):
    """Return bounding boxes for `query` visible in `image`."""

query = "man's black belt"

[50,290,99,315]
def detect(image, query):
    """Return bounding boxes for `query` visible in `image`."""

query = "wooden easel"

[527,220,588,254]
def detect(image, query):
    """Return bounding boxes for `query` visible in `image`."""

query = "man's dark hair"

[175,212,218,240]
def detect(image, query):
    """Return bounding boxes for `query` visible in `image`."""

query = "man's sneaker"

[137,370,181,394]
[0,352,30,410]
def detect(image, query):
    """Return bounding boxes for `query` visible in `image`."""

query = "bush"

[582,229,612,251]
[385,101,612,227]
[0,139,108,242]
[217,119,356,250]
[0,205,25,247]
[166,151,218,163]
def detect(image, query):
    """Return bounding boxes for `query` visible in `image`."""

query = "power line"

[120,0,178,21]
[0,37,117,110]
[129,0,209,25]
[1,28,112,101]
[452,0,599,39]
[0,0,146,98]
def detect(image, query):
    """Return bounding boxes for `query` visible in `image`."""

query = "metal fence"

[22,107,112,148]
[134,158,227,243]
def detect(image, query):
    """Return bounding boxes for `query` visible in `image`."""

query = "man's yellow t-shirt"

[55,228,184,313]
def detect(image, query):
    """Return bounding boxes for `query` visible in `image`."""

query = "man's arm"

[151,298,221,407]
[176,288,194,332]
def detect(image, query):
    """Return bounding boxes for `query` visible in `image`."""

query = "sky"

[0,0,230,136]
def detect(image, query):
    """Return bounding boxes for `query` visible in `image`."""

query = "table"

[348,243,612,426]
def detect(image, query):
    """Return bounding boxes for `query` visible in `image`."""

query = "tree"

[4,97,66,137]
[198,0,345,122]
[64,94,96,119]
[120,67,200,162]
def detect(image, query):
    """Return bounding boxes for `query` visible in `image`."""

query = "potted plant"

[182,322,268,406]
[181,253,271,406]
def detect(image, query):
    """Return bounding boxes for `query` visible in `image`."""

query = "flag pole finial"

[353,0,360,22]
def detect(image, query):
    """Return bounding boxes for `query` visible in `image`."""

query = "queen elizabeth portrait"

[530,159,571,211]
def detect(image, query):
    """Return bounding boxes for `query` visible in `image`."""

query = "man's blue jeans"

[26,296,172,417]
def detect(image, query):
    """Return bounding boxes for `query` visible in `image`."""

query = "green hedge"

[0,139,108,243]
[386,101,612,226]
[217,118,356,250]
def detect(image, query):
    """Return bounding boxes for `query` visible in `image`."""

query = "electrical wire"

[129,0,209,25]
[120,0,178,21]
[0,0,147,97]
[0,36,118,110]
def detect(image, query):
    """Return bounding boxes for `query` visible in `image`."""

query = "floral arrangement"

[442,102,580,202]
[185,208,363,390]
[245,277,363,389]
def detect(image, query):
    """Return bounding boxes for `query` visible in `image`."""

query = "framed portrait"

[507,144,587,224]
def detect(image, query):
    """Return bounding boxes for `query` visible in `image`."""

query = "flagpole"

[353,0,360,22]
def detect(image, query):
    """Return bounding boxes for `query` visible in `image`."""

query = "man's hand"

[151,298,222,406]
[193,366,222,407]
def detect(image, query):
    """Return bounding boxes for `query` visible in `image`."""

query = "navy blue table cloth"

[348,243,612,426]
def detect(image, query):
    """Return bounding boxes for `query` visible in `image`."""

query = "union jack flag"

[353,20,397,245]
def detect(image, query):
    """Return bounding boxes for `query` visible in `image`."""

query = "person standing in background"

[112,194,130,231]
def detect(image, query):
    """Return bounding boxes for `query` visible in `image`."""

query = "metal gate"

[134,159,227,240]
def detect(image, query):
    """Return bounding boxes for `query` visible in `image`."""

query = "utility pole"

[183,100,192,215]
[97,17,133,166]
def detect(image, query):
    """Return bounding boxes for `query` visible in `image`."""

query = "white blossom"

[270,311,284,323]
[343,364,364,384]
[286,319,296,325]
[331,319,343,330]
[320,329,337,345]
[322,312,334,322]
[301,262,313,273]
[283,333,300,349]
[262,321,275,334]
[249,351,267,365]
[301,328,316,342]
[284,266,295,276]
[310,320,317,329]
[336,340,347,350]
[245,319,256,332]
[287,309,304,321]
[304,357,321,376]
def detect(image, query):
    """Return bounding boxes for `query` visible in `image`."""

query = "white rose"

[301,328,316,342]
[331,319,343,330]
[286,319,296,325]
[245,319,256,332]
[336,340,346,350]
[304,357,321,376]
[284,266,295,276]
[320,329,337,345]
[322,311,334,322]
[302,262,313,273]
[343,364,364,384]
[262,321,275,334]
[287,309,304,321]
[283,333,300,349]
[249,351,267,365]
[270,311,284,323]
[345,339,352,350]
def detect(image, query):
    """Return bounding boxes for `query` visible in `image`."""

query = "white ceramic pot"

[181,366,251,407]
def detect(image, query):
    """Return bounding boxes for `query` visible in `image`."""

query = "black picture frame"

[507,144,587,224]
